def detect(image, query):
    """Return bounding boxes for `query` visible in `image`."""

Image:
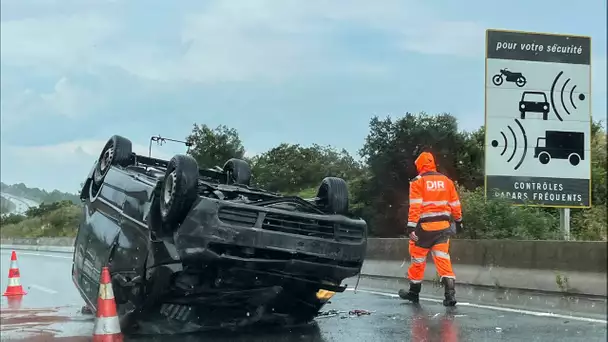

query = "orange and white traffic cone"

[6,295,24,309]
[92,266,123,342]
[3,250,27,297]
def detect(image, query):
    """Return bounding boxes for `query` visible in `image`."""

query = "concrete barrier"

[363,238,607,297]
[1,237,75,254]
[1,237,606,296]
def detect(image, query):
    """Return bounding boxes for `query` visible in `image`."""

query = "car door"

[110,171,153,304]
[72,204,90,294]
[80,167,128,305]
[73,163,96,292]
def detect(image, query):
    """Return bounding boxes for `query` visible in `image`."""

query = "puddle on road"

[0,306,94,341]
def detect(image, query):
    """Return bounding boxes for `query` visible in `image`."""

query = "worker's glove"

[455,221,464,233]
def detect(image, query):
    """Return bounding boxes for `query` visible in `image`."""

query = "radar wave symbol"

[550,71,586,122]
[491,118,528,171]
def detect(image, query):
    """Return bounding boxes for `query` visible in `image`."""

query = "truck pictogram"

[534,130,584,166]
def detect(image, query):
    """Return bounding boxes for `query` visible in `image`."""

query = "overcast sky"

[1,0,606,193]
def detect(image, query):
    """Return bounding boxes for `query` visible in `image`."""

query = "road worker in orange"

[398,151,463,307]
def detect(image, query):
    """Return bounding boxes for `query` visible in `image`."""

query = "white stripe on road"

[6,252,72,259]
[345,288,608,324]
[30,284,58,294]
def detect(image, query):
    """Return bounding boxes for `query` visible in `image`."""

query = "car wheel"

[568,153,581,166]
[159,154,199,227]
[223,158,252,186]
[316,177,349,215]
[93,135,133,186]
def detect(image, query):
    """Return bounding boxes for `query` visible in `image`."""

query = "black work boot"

[442,278,457,307]
[398,283,421,303]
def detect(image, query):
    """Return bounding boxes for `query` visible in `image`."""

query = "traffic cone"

[92,266,123,342]
[3,251,27,296]
[6,295,24,309]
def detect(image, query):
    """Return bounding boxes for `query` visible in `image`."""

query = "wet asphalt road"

[1,248,607,341]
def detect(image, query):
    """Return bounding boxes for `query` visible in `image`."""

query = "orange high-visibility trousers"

[407,239,455,283]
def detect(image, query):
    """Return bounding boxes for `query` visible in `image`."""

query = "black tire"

[516,76,527,87]
[93,135,133,185]
[492,75,503,86]
[159,154,199,226]
[223,158,252,186]
[316,177,349,215]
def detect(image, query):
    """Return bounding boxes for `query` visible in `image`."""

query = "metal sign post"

[559,208,571,240]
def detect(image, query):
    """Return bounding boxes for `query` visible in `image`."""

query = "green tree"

[251,143,363,194]
[454,127,485,190]
[568,121,607,240]
[186,124,246,168]
[589,121,607,206]
[357,113,473,236]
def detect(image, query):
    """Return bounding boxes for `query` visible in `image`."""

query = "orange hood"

[415,152,437,174]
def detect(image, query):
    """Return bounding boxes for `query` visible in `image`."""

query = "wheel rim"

[163,171,176,204]
[100,145,114,172]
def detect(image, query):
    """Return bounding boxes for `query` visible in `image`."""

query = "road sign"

[484,29,592,208]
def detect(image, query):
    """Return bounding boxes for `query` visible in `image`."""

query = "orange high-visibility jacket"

[407,152,462,232]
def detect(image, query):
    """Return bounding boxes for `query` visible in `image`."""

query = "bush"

[571,205,607,241]
[0,213,26,226]
[0,204,82,238]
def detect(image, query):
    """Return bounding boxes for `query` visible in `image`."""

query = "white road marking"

[29,284,58,294]
[2,251,72,259]
[345,288,608,324]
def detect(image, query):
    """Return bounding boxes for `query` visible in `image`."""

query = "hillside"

[0,196,17,214]
[0,182,80,205]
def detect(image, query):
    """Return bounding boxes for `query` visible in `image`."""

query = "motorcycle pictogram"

[492,68,527,87]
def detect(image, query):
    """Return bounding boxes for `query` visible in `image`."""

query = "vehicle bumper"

[173,198,367,283]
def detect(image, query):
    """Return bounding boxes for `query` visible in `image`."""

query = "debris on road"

[317,309,374,319]
[349,309,373,317]
[316,310,347,318]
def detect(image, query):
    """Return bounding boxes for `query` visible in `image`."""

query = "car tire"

[93,135,133,186]
[159,154,199,227]
[223,158,252,186]
[316,177,349,215]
